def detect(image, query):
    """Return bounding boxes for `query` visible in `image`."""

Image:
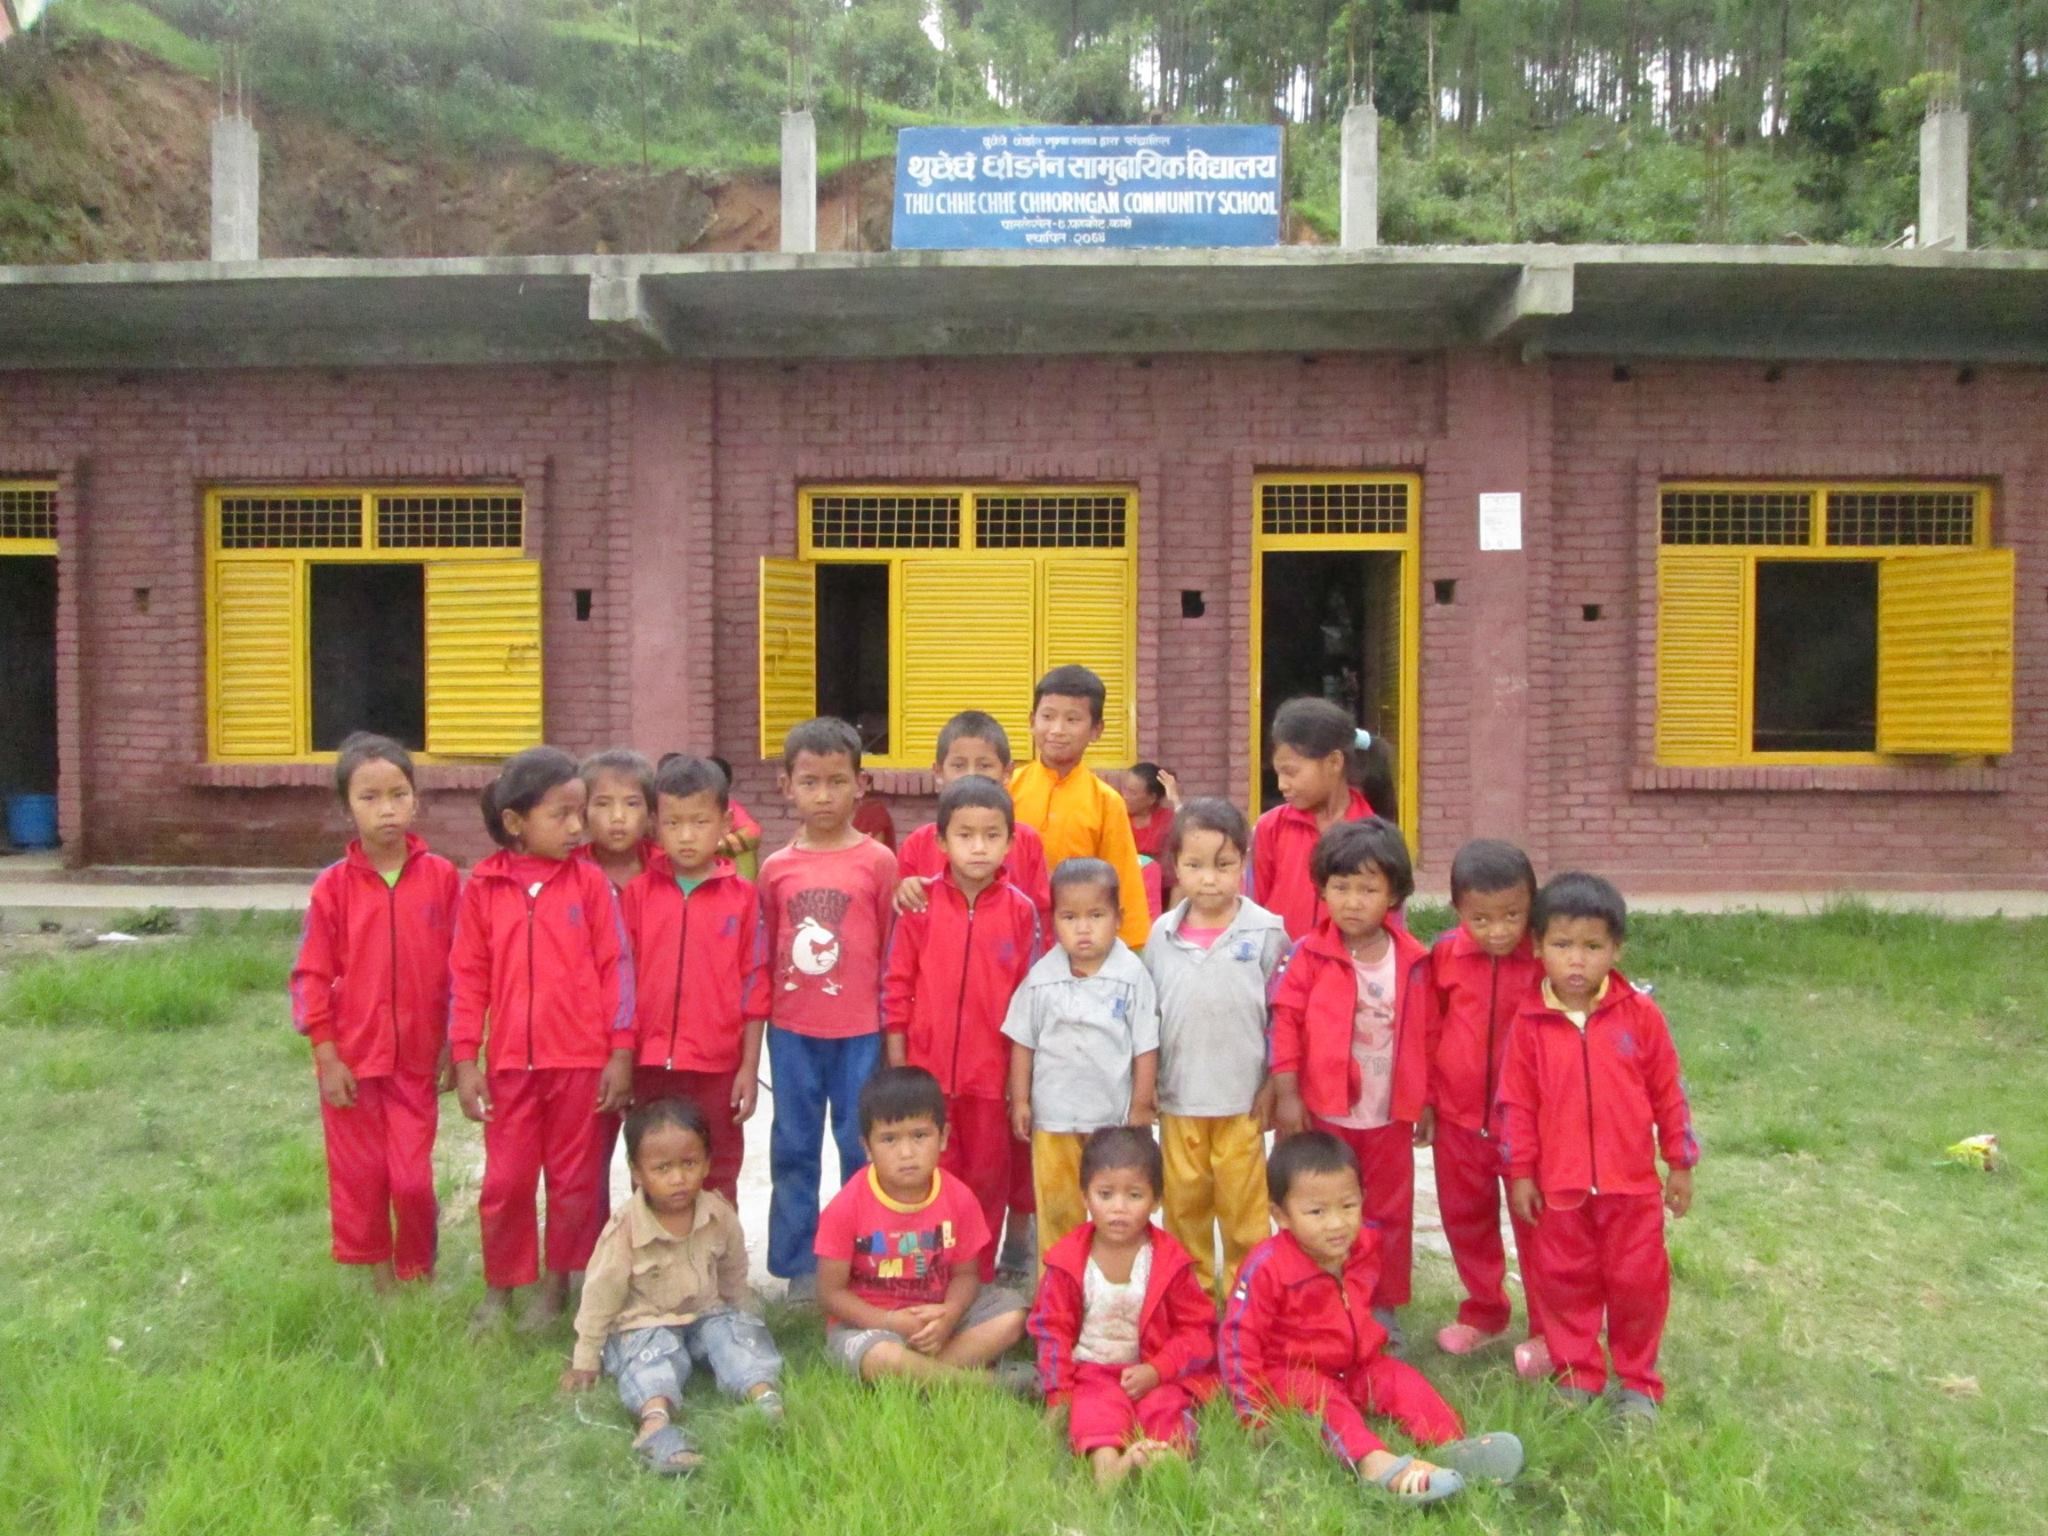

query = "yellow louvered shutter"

[899,557,1037,764]
[1655,550,1747,764]
[1877,549,2015,755]
[424,560,543,756]
[759,557,817,757]
[1039,555,1135,765]
[211,559,301,759]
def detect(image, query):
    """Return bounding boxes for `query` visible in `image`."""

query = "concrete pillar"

[1340,101,1379,249]
[210,112,259,262]
[780,110,817,254]
[1918,106,1969,251]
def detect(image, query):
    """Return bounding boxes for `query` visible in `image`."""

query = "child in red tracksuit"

[1252,697,1382,942]
[882,776,1040,1280]
[621,755,769,1203]
[1268,817,1429,1341]
[291,733,460,1289]
[1498,871,1700,1423]
[451,746,637,1333]
[1028,1127,1219,1487]
[1221,1133,1523,1508]
[1420,839,1549,1366]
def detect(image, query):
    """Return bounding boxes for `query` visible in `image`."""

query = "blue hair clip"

[1353,728,1373,751]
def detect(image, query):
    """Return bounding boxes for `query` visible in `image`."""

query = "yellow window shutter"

[1654,550,1747,764]
[211,559,301,759]
[759,557,817,757]
[1877,549,2015,755]
[900,557,1037,763]
[425,560,544,757]
[1039,555,1135,765]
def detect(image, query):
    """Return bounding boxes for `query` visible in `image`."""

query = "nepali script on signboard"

[892,125,1285,251]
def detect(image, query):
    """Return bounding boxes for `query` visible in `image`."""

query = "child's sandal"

[634,1420,703,1476]
[1369,1455,1465,1507]
[1432,1432,1524,1484]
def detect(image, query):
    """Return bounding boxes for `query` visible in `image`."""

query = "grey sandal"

[1369,1454,1465,1507]
[634,1420,703,1476]
[1434,1431,1524,1484]
[752,1387,786,1424]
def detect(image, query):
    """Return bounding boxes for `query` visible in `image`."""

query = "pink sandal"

[1513,1337,1553,1380]
[1435,1323,1507,1356]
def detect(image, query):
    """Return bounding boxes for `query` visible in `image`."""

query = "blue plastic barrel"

[4,793,58,850]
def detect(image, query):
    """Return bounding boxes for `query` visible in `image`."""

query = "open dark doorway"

[310,562,426,750]
[0,556,58,842]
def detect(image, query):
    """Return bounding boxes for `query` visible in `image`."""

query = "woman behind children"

[1252,698,1389,942]
[291,732,461,1290]
[450,746,636,1332]
[1120,762,1180,916]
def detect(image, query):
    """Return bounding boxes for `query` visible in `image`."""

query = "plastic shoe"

[1513,1337,1553,1380]
[1436,1323,1507,1356]
[1611,1388,1661,1426]
[1368,1455,1465,1507]
[1433,1431,1524,1484]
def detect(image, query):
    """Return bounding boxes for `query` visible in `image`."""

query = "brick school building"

[0,247,2043,889]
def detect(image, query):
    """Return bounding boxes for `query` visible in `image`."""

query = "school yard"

[0,904,2042,1536]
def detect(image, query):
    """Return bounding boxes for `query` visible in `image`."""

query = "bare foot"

[1360,1449,1450,1498]
[370,1261,398,1295]
[1089,1446,1134,1488]
[516,1272,570,1333]
[468,1287,513,1336]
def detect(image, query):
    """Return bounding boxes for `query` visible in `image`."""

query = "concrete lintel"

[1471,258,1574,345]
[587,263,676,356]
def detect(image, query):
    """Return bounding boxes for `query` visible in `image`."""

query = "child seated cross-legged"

[560,1097,784,1477]
[814,1066,1032,1386]
[1027,1127,1220,1488]
[1221,1133,1525,1509]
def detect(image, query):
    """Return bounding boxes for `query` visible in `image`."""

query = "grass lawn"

[0,906,2043,1535]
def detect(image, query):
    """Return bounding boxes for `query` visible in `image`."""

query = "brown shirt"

[570,1188,753,1371]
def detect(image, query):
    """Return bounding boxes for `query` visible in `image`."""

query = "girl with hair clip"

[1252,698,1397,942]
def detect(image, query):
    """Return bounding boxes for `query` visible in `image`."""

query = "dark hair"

[708,755,734,780]
[654,753,729,810]
[334,732,414,800]
[1532,871,1628,943]
[1309,816,1414,904]
[1270,697,1392,814]
[1449,839,1538,905]
[935,710,1013,768]
[1267,1129,1360,1204]
[1034,664,1106,724]
[782,716,862,773]
[624,1096,710,1166]
[858,1065,947,1136]
[936,774,1013,834]
[1050,856,1121,908]
[1080,1125,1163,1196]
[479,746,580,848]
[1165,796,1250,865]
[580,747,654,805]
[1127,761,1168,806]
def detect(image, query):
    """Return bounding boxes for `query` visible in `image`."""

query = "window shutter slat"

[1877,549,2015,755]
[1654,550,1747,764]
[758,557,817,757]
[899,558,1037,764]
[212,559,301,759]
[424,560,543,757]
[1039,555,1135,766]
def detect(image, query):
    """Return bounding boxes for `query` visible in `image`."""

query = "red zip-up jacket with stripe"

[290,833,460,1078]
[1269,918,1429,1123]
[1249,788,1374,941]
[880,866,1040,1099]
[1494,969,1701,1210]
[1221,1227,1391,1409]
[1423,926,1544,1134]
[619,854,768,1075]
[1028,1222,1220,1408]
[447,849,636,1072]
[897,819,1052,929]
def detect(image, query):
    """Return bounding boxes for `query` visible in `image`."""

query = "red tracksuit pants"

[1433,1120,1546,1337]
[1530,1191,1670,1401]
[633,1066,744,1202]
[479,1067,606,1288]
[939,1094,1012,1281]
[1255,1357,1463,1466]
[320,1071,438,1279]
[1313,1118,1413,1310]
[1065,1362,1203,1454]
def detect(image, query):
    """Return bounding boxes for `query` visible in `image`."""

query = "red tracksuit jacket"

[1221,1227,1392,1404]
[1250,788,1374,940]
[897,819,1052,928]
[880,867,1040,1099]
[1494,969,1701,1209]
[1424,926,1544,1133]
[1028,1222,1220,1408]
[447,849,635,1072]
[290,833,460,1078]
[619,854,768,1075]
[1269,918,1429,1123]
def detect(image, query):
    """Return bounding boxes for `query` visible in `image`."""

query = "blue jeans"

[601,1313,783,1415]
[766,1026,881,1278]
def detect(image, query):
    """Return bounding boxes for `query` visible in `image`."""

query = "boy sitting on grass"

[814,1066,1032,1387]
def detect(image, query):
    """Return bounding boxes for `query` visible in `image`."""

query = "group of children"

[290,664,1699,1500]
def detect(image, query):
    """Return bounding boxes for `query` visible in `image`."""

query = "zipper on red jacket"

[1480,957,1499,1137]
[665,882,691,1069]
[1330,1267,1361,1366]
[386,873,401,1071]
[947,889,978,1095]
[1578,1024,1599,1194]
[524,888,538,1071]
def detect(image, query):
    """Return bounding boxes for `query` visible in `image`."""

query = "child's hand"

[558,1366,598,1394]
[434,1043,455,1095]
[1250,1078,1278,1132]
[883,1034,908,1070]
[1120,1362,1161,1399]
[313,1045,357,1109]
[899,1304,951,1354]
[1126,1100,1157,1129]
[455,1061,491,1123]
[1663,1166,1694,1218]
[1155,768,1182,809]
[1509,1177,1543,1224]
[892,876,930,915]
[596,1050,635,1114]
[717,830,746,857]
[1411,1106,1436,1148]
[731,1068,759,1124]
[1272,1083,1309,1139]
[1008,1097,1033,1141]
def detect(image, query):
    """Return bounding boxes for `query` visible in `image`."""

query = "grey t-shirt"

[1001,940,1160,1134]
[1143,898,1290,1118]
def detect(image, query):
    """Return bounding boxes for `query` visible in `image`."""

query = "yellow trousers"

[1161,1112,1271,1302]
[1030,1130,1089,1276]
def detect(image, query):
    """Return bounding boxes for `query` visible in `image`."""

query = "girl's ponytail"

[1271,697,1396,820]
[479,747,580,850]
[479,776,510,846]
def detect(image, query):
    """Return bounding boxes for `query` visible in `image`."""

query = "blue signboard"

[892,124,1284,251]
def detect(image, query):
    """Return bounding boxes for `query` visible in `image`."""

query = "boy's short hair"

[334,731,414,799]
[858,1065,947,1137]
[1309,816,1415,905]
[936,710,1012,767]
[1050,856,1121,908]
[1449,839,1538,905]
[1079,1125,1163,1195]
[623,1096,710,1165]
[936,774,1014,834]
[1532,871,1628,943]
[580,747,654,804]
[1267,1129,1360,1205]
[1033,664,1106,724]
[783,716,863,773]
[1164,796,1250,866]
[654,753,729,809]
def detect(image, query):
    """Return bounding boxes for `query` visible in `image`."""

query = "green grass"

[1,908,2045,1533]
[0,913,296,1032]
[52,0,219,77]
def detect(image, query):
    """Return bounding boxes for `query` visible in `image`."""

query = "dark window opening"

[310,563,425,751]
[0,556,58,797]
[1752,560,1877,754]
[816,563,890,758]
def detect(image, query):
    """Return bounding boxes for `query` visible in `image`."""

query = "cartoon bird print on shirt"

[783,887,852,997]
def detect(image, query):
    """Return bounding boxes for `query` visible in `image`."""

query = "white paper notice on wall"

[1478,492,1523,551]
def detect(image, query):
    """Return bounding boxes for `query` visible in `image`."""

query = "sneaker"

[782,1274,818,1307]
[996,1215,1036,1280]
[1436,1323,1507,1357]
[1611,1388,1660,1426]
[1513,1337,1553,1380]
[1372,1306,1406,1355]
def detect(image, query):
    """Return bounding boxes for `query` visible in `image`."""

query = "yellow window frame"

[0,478,59,555]
[1248,472,1422,852]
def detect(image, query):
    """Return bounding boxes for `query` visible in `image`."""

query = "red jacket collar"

[1262,1227,1376,1290]
[1439,924,1536,965]
[924,864,1017,906]
[1043,1221,1195,1314]
[1515,965,1642,1027]
[470,848,576,887]
[1272,787,1371,833]
[642,850,739,887]
[341,831,428,875]
[1296,915,1426,974]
